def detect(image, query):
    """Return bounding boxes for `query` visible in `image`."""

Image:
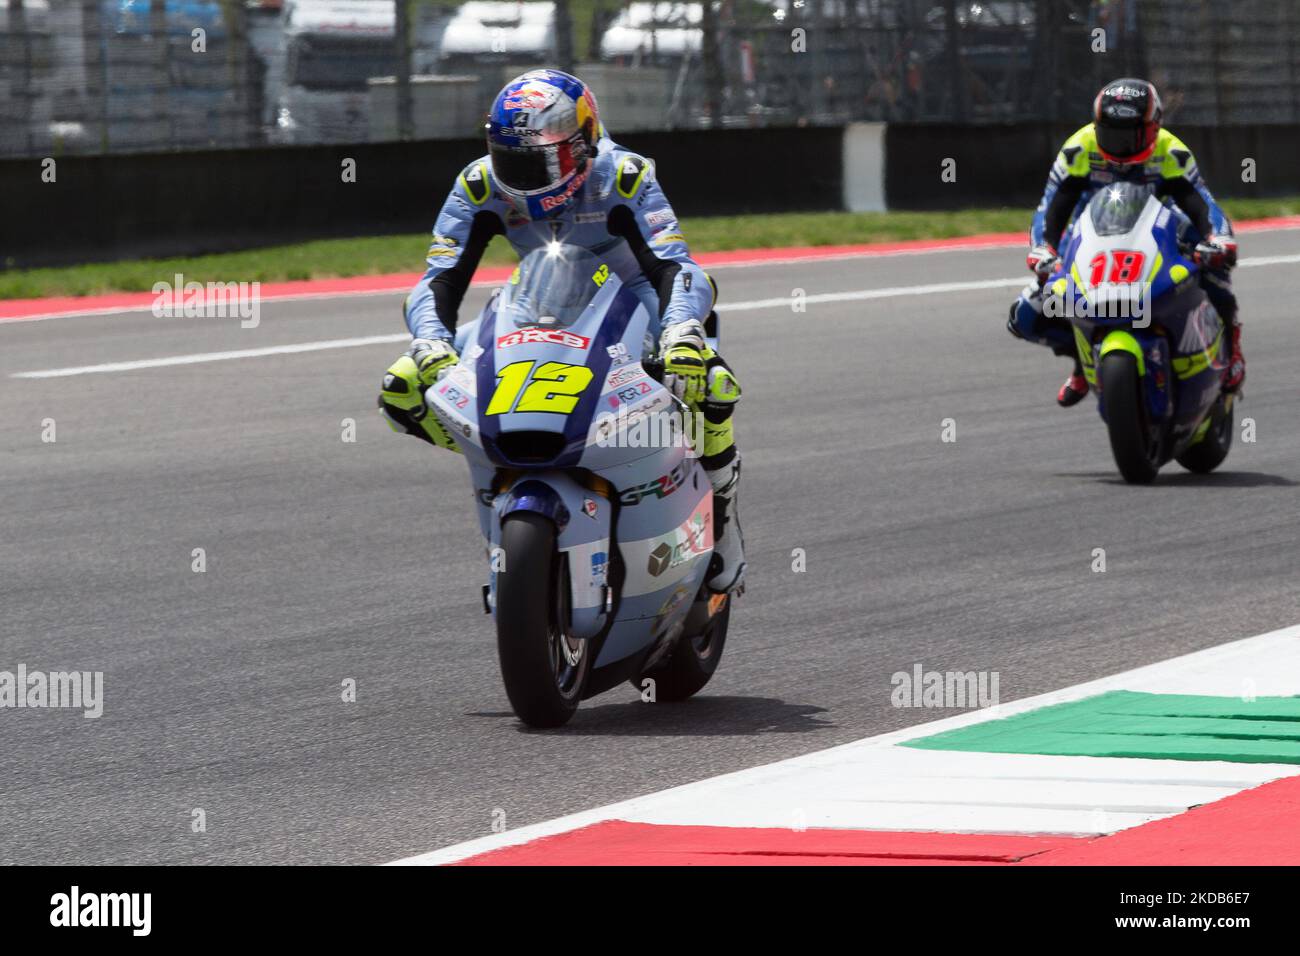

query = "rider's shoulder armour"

[1057,124,1095,177]
[457,157,494,207]
[609,150,655,200]
[1155,129,1197,180]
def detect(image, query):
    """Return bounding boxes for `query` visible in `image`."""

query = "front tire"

[1100,352,1159,484]
[496,513,589,728]
[1176,394,1234,474]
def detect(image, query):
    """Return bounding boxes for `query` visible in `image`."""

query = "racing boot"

[700,358,744,594]
[1058,359,1089,407]
[704,438,745,595]
[1197,263,1244,392]
[1224,321,1246,393]
[661,319,745,594]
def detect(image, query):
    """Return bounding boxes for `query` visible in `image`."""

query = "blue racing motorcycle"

[1046,181,1235,484]
[425,244,730,727]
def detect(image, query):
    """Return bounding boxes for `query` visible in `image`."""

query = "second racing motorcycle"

[1046,181,1235,483]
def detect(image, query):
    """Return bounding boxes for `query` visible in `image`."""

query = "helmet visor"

[489,144,553,192]
[489,141,581,194]
[1096,122,1147,161]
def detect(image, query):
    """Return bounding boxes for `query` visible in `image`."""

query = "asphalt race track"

[2,231,1297,864]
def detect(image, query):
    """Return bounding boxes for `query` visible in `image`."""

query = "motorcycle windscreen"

[477,246,642,469]
[1088,181,1158,236]
[502,245,607,329]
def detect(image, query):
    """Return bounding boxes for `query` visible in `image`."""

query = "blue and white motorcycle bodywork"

[1047,182,1234,483]
[425,244,730,726]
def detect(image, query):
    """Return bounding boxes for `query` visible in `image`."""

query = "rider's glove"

[1026,243,1060,279]
[377,339,462,452]
[661,320,711,406]
[410,338,459,385]
[1194,234,1237,271]
[661,319,741,415]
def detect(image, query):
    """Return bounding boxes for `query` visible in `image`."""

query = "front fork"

[1080,326,1173,425]
[484,471,616,642]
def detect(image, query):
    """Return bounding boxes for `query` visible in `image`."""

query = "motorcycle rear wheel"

[1100,352,1160,484]
[496,513,589,728]
[1176,394,1234,474]
[635,596,730,702]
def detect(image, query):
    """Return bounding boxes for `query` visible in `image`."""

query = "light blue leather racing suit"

[399,134,747,595]
[404,136,714,346]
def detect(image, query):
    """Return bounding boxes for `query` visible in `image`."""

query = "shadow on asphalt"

[1052,470,1296,487]
[466,696,835,736]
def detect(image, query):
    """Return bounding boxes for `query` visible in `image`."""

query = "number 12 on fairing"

[484,360,595,416]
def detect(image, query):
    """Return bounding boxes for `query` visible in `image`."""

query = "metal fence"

[3,0,1300,158]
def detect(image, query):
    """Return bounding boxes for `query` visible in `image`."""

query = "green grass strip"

[4,197,1298,300]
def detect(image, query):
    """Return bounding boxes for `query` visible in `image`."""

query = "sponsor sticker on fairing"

[445,363,476,393]
[497,328,591,350]
[437,382,471,410]
[606,365,647,389]
[607,380,653,407]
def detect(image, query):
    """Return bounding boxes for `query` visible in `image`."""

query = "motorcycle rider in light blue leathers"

[377,69,746,594]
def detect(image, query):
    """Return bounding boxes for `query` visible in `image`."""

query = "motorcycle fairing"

[429,254,716,674]
[1056,186,1226,452]
[473,278,643,469]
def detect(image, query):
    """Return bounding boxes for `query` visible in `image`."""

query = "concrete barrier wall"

[883,123,1300,210]
[0,126,843,268]
[2,123,1295,268]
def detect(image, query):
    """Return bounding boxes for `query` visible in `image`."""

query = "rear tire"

[1100,352,1159,484]
[1176,394,1234,474]
[496,513,589,728]
[636,598,730,702]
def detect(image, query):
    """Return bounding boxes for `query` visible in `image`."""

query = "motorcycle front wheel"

[1100,351,1160,484]
[496,513,590,728]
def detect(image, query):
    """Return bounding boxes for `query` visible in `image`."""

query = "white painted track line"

[11,280,1026,379]
[12,334,408,379]
[14,251,1299,380]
